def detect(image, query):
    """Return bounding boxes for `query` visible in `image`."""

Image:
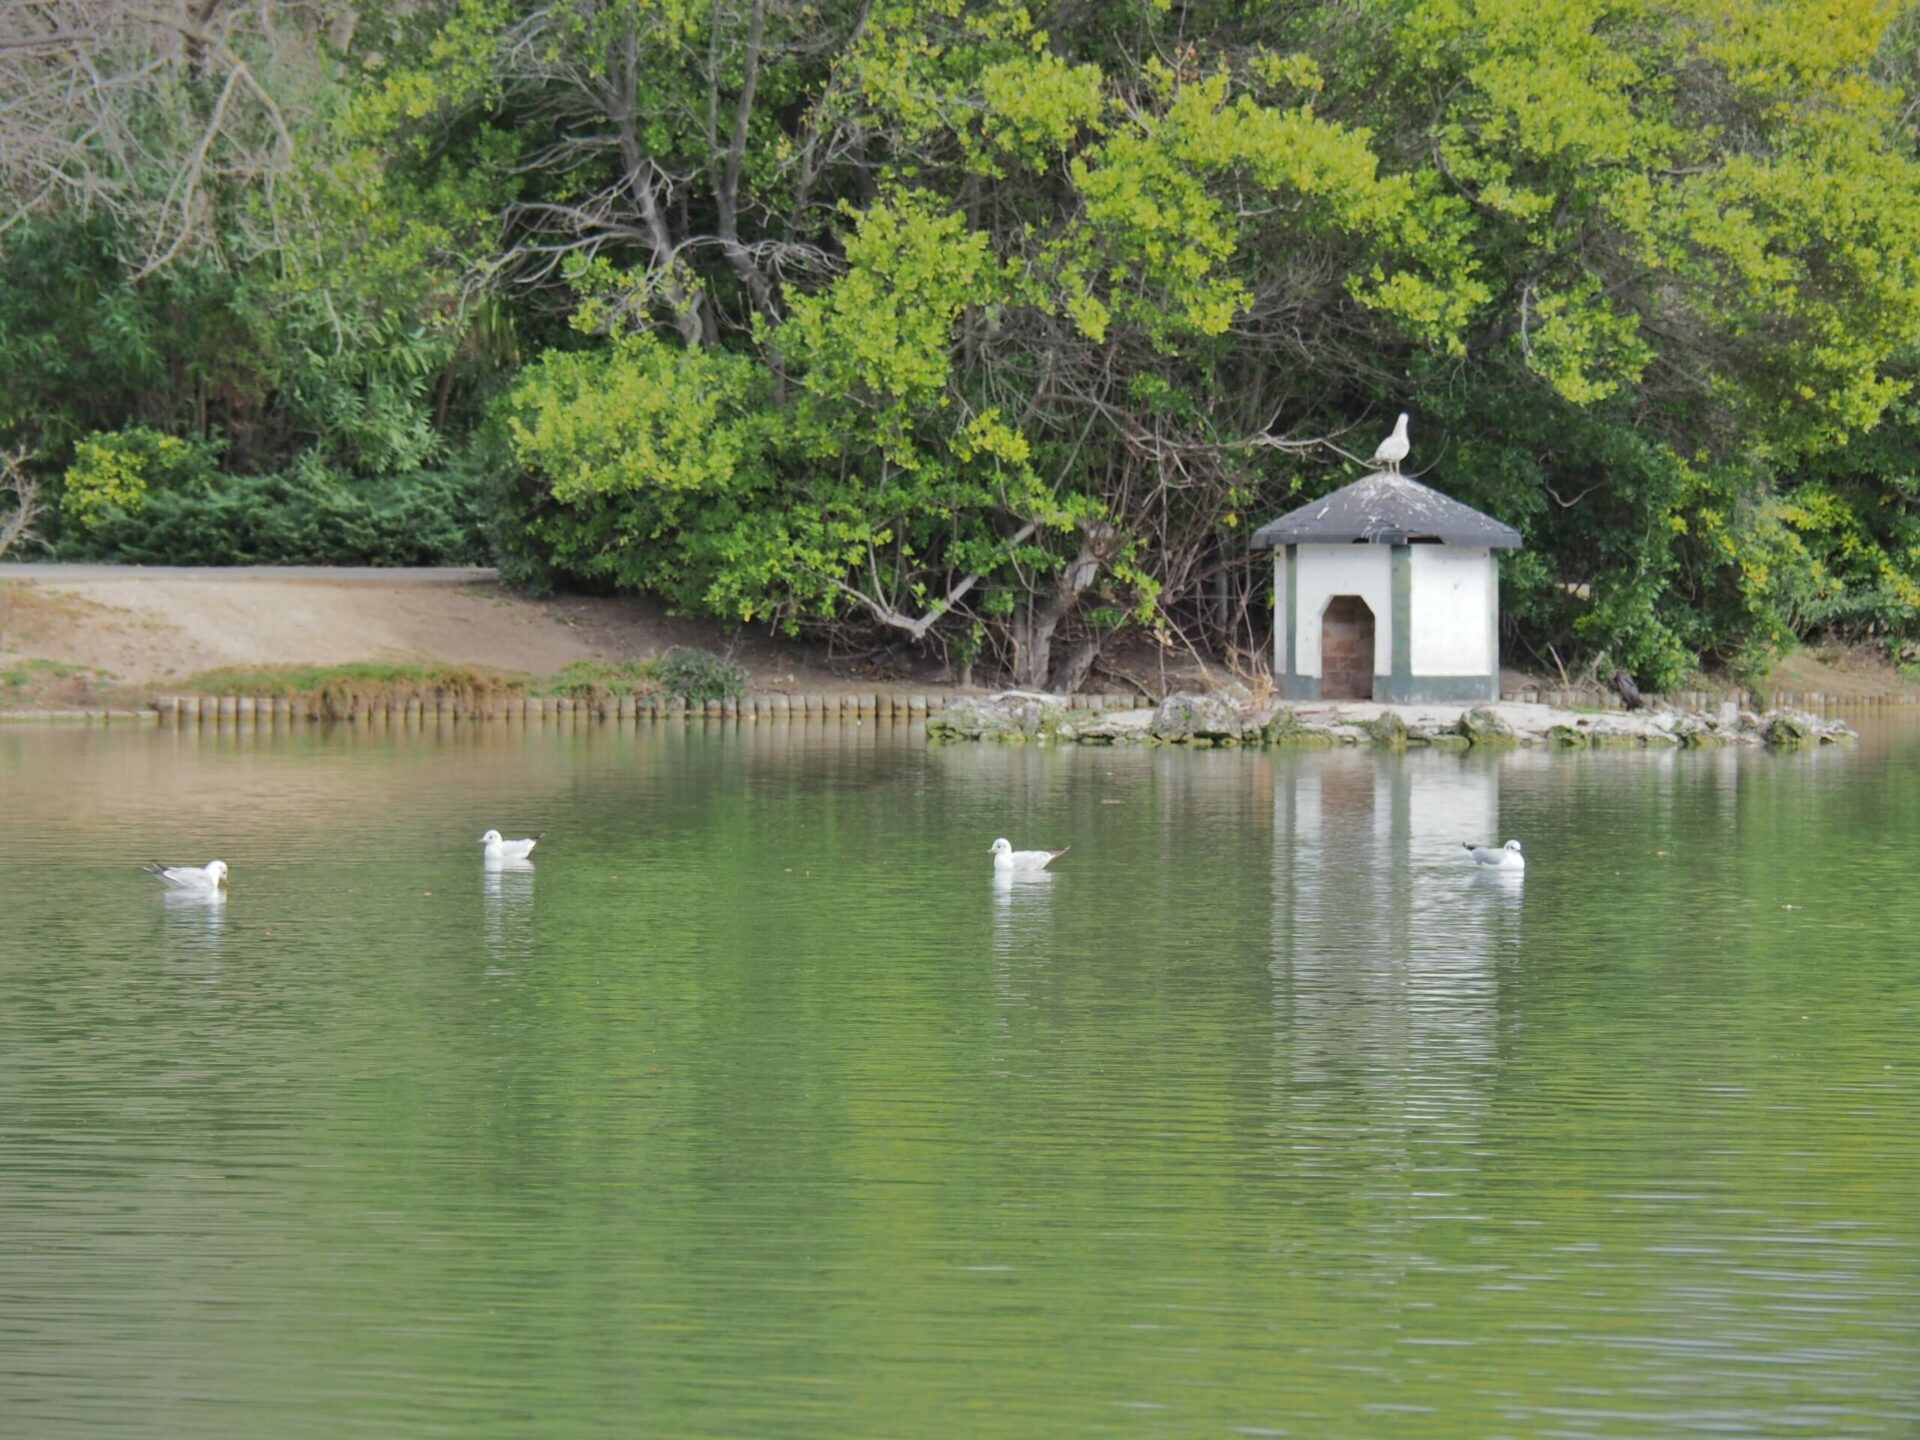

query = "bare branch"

[133,61,244,278]
[1545,478,1606,508]
[0,1,309,270]
[817,519,1040,641]
[0,448,41,561]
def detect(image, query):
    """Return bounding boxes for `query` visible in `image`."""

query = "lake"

[2,716,1917,1437]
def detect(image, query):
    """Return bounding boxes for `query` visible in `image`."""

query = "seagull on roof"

[990,837,1069,874]
[1371,412,1410,474]
[143,859,229,890]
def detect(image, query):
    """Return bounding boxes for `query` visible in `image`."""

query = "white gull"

[481,829,542,862]
[1371,412,1410,474]
[143,859,229,890]
[990,837,1069,874]
[1462,840,1524,871]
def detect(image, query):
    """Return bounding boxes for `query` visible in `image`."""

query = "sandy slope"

[0,565,858,692]
[2,568,593,681]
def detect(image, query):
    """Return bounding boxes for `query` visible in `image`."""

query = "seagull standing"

[481,829,543,862]
[1462,840,1524,871]
[1371,412,1411,474]
[990,837,1069,874]
[142,859,229,890]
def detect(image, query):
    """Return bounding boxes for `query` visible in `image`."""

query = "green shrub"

[61,428,220,534]
[541,650,748,703]
[651,648,747,703]
[57,453,488,565]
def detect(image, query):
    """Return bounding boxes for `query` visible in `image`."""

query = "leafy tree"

[11,0,1920,690]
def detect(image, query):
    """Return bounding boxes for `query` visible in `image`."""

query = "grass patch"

[186,663,527,719]
[538,649,747,704]
[185,662,518,696]
[181,648,749,715]
[538,659,660,699]
[4,658,114,689]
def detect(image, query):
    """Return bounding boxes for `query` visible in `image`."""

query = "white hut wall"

[1294,545,1394,680]
[1409,546,1495,677]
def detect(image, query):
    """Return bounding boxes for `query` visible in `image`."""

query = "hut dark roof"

[1251,472,1521,550]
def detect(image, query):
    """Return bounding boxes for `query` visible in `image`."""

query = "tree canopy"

[7,0,1920,688]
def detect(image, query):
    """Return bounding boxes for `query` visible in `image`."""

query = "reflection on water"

[158,883,229,918]
[1271,751,1517,1165]
[480,859,535,969]
[2,717,1918,1439]
[990,869,1054,943]
[155,885,229,967]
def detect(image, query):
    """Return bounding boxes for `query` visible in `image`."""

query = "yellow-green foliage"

[61,429,212,534]
[507,336,758,502]
[780,197,996,456]
[1401,0,1920,442]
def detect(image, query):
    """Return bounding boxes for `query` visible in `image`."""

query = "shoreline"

[4,564,1917,721]
[1,678,1914,723]
[926,691,1858,749]
[0,688,1862,749]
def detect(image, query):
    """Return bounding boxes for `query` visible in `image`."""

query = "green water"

[2,718,1917,1437]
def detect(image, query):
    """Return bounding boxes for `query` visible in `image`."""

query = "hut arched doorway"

[1321,595,1375,700]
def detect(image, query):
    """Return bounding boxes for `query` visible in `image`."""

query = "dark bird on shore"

[1610,668,1645,711]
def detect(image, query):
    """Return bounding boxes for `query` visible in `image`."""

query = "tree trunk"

[615,30,706,349]
[1008,524,1114,691]
[1049,635,1104,696]
[710,0,777,321]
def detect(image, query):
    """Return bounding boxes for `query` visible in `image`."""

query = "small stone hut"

[1251,473,1521,703]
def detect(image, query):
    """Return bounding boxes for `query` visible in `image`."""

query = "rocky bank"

[926,690,1856,749]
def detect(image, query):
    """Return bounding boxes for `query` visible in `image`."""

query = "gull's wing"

[1013,846,1068,869]
[143,862,206,887]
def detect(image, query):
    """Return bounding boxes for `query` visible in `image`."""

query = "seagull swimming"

[990,837,1069,874]
[142,859,229,890]
[1463,840,1524,871]
[1371,412,1410,474]
[481,829,542,862]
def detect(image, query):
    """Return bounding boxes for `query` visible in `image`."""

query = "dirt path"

[0,565,910,700]
[2,567,571,681]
